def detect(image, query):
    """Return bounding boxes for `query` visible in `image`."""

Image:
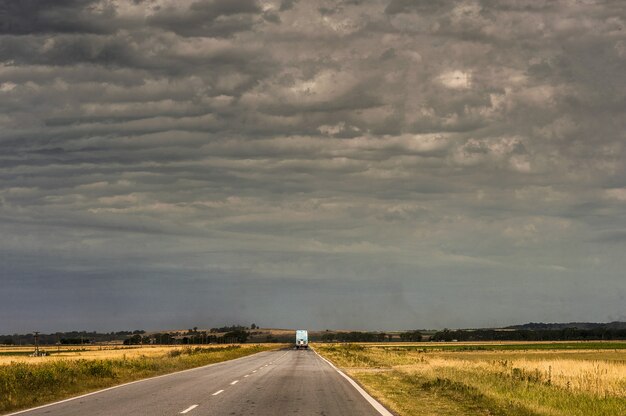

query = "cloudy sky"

[1,0,625,333]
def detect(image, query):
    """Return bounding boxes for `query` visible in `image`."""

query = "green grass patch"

[352,369,626,416]
[354,370,543,416]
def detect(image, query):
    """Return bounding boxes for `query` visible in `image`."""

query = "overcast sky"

[1,0,625,333]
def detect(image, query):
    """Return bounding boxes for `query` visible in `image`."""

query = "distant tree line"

[317,331,423,342]
[1,325,264,346]
[126,329,250,345]
[9,325,623,346]
[209,325,250,333]
[507,321,626,331]
[431,328,626,342]
[0,330,145,345]
[5,330,253,346]
[319,332,385,342]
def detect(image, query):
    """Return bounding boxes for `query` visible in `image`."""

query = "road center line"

[230,380,239,385]
[244,374,250,378]
[180,404,198,414]
[212,390,224,396]
[252,370,257,373]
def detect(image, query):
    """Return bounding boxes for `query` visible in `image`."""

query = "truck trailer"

[295,329,308,349]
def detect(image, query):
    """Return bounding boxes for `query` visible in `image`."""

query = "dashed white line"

[252,370,257,373]
[230,380,239,385]
[212,389,224,396]
[3,352,264,416]
[244,374,250,378]
[180,404,198,414]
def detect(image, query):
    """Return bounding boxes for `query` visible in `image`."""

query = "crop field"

[0,343,285,414]
[314,342,626,416]
[0,344,219,365]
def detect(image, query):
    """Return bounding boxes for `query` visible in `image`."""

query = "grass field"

[0,344,212,364]
[0,344,285,414]
[314,342,626,416]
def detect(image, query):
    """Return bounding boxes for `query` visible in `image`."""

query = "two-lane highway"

[9,349,391,416]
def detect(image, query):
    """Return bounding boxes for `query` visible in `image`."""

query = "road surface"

[9,348,391,416]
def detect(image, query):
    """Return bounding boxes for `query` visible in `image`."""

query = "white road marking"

[252,370,257,373]
[180,404,198,414]
[244,374,250,378]
[313,349,394,416]
[3,352,266,416]
[230,380,239,385]
[212,389,224,396]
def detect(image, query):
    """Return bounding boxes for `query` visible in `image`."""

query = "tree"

[399,331,423,342]
[251,323,257,330]
[321,333,335,342]
[224,330,248,343]
[123,334,143,345]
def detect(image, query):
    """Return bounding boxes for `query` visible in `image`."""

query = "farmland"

[314,342,626,416]
[0,344,285,414]
[0,345,197,365]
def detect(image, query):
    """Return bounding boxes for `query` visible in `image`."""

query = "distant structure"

[30,331,47,357]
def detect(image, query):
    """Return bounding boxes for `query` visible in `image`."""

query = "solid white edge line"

[4,349,274,416]
[313,349,394,416]
[212,389,224,396]
[230,380,239,385]
[180,404,198,414]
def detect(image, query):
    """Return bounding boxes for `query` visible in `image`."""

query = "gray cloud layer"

[1,0,625,332]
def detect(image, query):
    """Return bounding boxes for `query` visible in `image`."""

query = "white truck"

[295,329,308,349]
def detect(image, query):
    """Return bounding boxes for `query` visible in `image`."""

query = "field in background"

[0,344,224,365]
[315,342,626,416]
[0,344,286,414]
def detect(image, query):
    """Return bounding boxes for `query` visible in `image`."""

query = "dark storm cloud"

[0,0,118,35]
[148,0,263,37]
[595,230,626,244]
[384,0,453,15]
[0,0,625,332]
[279,0,297,12]
[0,34,272,79]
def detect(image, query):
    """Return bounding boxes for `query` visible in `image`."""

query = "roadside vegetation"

[0,344,283,414]
[315,342,626,416]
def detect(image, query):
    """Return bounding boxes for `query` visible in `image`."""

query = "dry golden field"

[315,342,626,416]
[0,344,239,365]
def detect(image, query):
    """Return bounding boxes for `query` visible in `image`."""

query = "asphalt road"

[10,348,390,416]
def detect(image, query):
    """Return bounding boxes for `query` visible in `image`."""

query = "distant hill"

[506,322,626,331]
